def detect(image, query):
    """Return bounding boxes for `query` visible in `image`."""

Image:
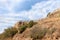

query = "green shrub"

[28,20,37,28]
[18,25,27,33]
[30,27,47,40]
[3,27,18,38]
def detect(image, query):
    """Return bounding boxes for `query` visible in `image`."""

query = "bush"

[18,25,27,33]
[3,27,18,38]
[28,20,37,28]
[30,27,47,40]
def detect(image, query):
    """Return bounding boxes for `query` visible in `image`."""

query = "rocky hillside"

[0,9,60,40]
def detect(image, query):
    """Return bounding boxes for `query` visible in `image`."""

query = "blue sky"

[0,0,60,33]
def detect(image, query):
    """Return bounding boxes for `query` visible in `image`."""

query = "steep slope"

[1,9,60,40]
[37,9,60,40]
[12,9,60,40]
[13,9,60,40]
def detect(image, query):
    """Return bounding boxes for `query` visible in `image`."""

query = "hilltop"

[0,9,60,40]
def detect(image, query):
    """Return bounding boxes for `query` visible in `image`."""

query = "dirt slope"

[2,9,60,40]
[37,9,60,40]
[12,9,60,40]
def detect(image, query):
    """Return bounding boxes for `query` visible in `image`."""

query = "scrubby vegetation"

[30,27,48,40]
[18,20,37,33]
[28,20,37,28]
[0,27,18,40]
[18,25,27,33]
[0,19,58,40]
[3,27,18,37]
[0,20,37,40]
[28,20,34,28]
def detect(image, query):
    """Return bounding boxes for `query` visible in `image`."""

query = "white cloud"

[17,0,60,20]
